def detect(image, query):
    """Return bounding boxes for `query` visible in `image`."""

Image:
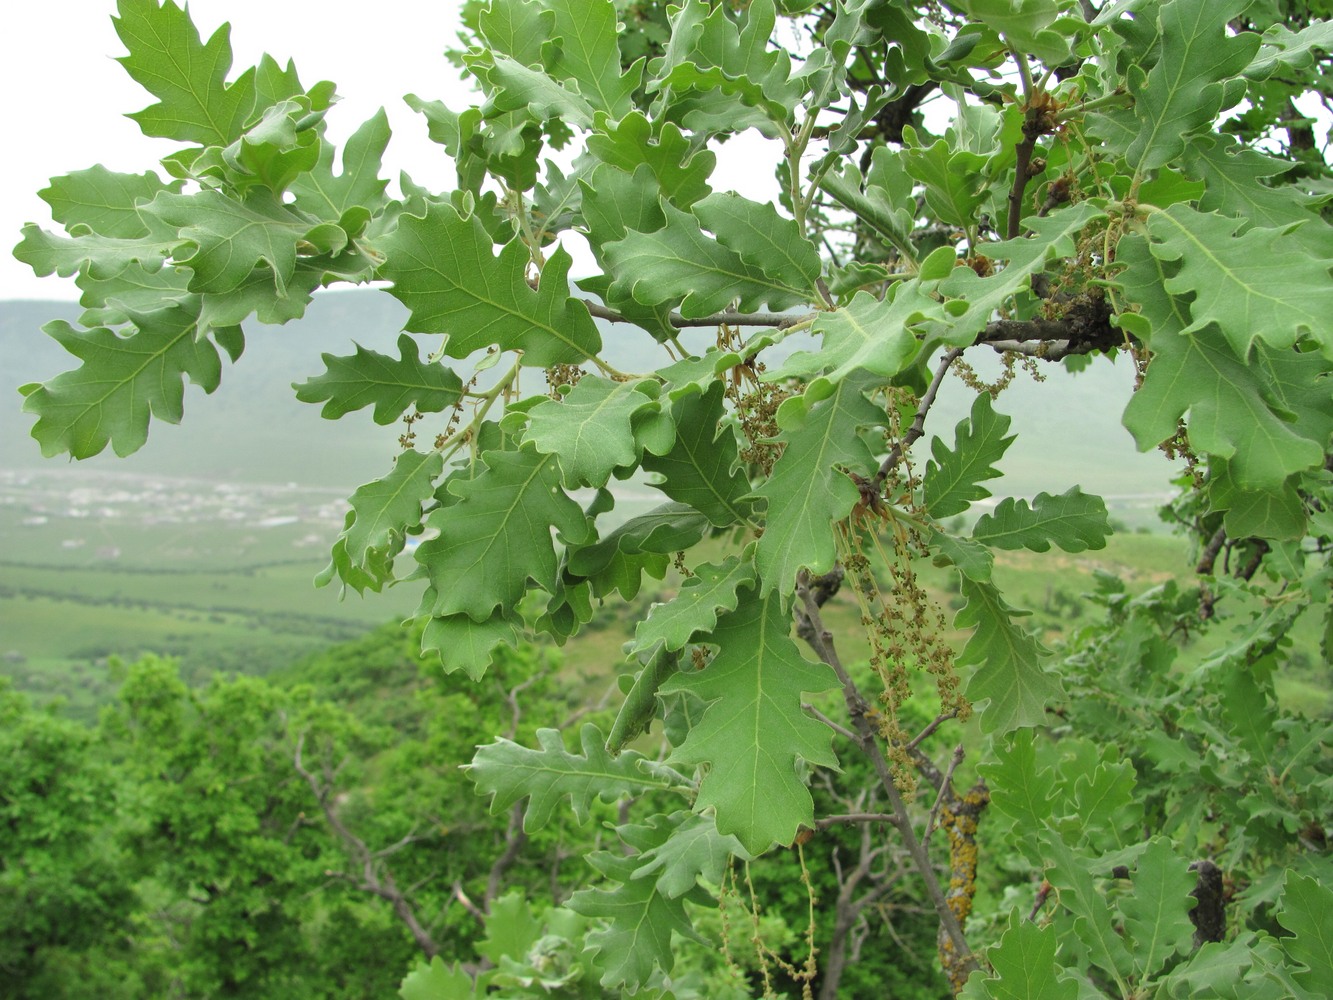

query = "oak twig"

[583,300,811,330]
[874,348,963,488]
[294,734,439,958]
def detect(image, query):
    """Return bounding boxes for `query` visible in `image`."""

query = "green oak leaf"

[579,163,667,245]
[923,393,1015,519]
[75,263,194,325]
[693,191,822,295]
[573,545,670,602]
[1210,466,1308,542]
[543,0,641,119]
[972,488,1111,553]
[113,0,258,146]
[1115,234,1326,489]
[475,892,544,970]
[929,529,996,583]
[1090,0,1259,171]
[900,127,988,230]
[217,97,322,195]
[475,0,550,65]
[960,911,1079,1000]
[956,576,1060,734]
[567,502,707,602]
[1040,833,1135,988]
[403,97,489,194]
[339,449,442,583]
[1277,872,1333,994]
[251,51,314,109]
[379,201,602,365]
[289,109,392,220]
[194,264,322,330]
[415,447,594,621]
[585,112,715,209]
[1124,328,1325,490]
[1244,18,1333,79]
[978,729,1057,839]
[472,53,596,129]
[1183,136,1333,256]
[634,555,758,654]
[13,218,179,283]
[293,333,464,424]
[537,575,597,642]
[148,189,322,296]
[1122,838,1199,979]
[819,146,919,261]
[641,382,755,527]
[954,0,1086,65]
[525,377,663,488]
[795,0,878,108]
[419,612,522,682]
[651,0,802,135]
[20,306,231,459]
[568,502,711,580]
[399,959,477,1000]
[754,371,885,594]
[659,586,840,853]
[1068,747,1142,853]
[317,512,387,595]
[1143,205,1333,357]
[38,166,183,239]
[468,723,677,831]
[607,647,682,753]
[1160,938,1286,1000]
[772,285,933,384]
[604,202,811,318]
[567,851,707,990]
[624,811,750,897]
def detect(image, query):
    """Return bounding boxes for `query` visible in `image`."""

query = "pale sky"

[2,1,485,301]
[1,1,785,304]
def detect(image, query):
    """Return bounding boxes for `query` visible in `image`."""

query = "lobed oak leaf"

[379,201,602,366]
[293,334,464,425]
[659,587,839,853]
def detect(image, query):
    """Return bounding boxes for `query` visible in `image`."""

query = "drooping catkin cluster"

[720,325,791,475]
[835,390,970,790]
[840,520,968,790]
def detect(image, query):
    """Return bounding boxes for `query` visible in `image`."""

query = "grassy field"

[4,468,1327,724]
[0,472,420,720]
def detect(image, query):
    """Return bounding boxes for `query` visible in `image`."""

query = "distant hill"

[2,290,1176,508]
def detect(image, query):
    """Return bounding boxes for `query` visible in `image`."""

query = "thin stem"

[1009,42,1036,105]
[906,711,959,752]
[874,348,962,489]
[804,702,860,742]
[922,745,965,850]
[1072,90,1132,115]
[583,300,817,331]
[438,357,521,464]
[507,188,546,270]
[787,113,821,234]
[815,812,899,830]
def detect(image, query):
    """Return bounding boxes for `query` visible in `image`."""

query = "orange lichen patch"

[937,782,991,995]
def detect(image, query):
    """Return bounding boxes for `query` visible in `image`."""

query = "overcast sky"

[1,1,787,305]
[1,1,489,301]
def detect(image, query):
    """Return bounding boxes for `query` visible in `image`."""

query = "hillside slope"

[3,290,1173,503]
